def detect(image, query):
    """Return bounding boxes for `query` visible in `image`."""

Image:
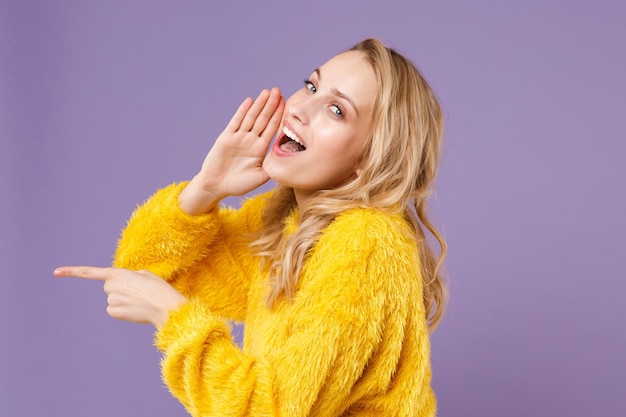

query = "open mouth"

[279,126,307,153]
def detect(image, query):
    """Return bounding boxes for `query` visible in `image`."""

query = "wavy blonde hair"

[253,38,447,330]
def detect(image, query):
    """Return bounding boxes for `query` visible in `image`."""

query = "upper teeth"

[283,126,305,147]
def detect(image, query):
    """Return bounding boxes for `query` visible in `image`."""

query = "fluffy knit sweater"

[114,182,436,417]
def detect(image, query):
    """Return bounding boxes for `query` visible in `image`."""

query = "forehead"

[316,50,377,112]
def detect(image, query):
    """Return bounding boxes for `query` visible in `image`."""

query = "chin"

[267,174,293,189]
[263,156,308,190]
[262,158,284,184]
[262,158,275,178]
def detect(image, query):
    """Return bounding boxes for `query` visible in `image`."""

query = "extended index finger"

[53,266,111,281]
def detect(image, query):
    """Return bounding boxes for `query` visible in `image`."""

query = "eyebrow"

[314,68,360,117]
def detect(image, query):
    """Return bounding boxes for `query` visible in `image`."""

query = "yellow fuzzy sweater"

[114,183,436,417]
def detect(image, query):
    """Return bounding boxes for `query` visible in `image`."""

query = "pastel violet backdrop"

[1,1,624,416]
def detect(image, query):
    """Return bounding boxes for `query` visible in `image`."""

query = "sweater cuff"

[145,182,220,236]
[154,298,231,354]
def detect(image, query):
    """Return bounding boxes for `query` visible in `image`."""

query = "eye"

[304,79,317,93]
[330,104,344,119]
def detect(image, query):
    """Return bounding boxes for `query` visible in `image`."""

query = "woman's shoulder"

[305,207,420,301]
[228,189,275,212]
[219,189,275,228]
[313,207,416,265]
[326,207,413,244]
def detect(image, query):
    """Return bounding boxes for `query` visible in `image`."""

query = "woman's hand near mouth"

[179,87,285,215]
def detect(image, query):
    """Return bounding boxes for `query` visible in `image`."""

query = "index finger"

[259,96,285,142]
[53,266,111,281]
[225,96,254,132]
[250,87,283,136]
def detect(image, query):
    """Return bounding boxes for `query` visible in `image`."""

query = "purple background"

[2,1,625,416]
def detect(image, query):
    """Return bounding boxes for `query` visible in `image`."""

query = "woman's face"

[263,50,377,204]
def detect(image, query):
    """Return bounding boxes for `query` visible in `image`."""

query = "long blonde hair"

[253,38,447,330]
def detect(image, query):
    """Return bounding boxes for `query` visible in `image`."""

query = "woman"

[55,38,447,416]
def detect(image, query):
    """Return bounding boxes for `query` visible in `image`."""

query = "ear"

[356,168,363,177]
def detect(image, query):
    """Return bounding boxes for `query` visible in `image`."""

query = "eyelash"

[304,79,317,93]
[303,79,344,119]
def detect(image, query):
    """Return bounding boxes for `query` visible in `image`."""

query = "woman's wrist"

[153,293,188,328]
[178,176,223,215]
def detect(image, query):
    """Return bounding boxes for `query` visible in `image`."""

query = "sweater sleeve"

[154,209,430,417]
[155,299,277,416]
[114,182,271,320]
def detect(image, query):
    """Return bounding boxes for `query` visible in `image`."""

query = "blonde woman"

[55,38,447,416]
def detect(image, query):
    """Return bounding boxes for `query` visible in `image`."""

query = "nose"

[286,96,312,125]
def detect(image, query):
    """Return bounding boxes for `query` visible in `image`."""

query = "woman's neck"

[293,188,312,208]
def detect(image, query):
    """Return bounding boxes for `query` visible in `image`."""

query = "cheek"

[324,134,365,170]
[336,130,367,159]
